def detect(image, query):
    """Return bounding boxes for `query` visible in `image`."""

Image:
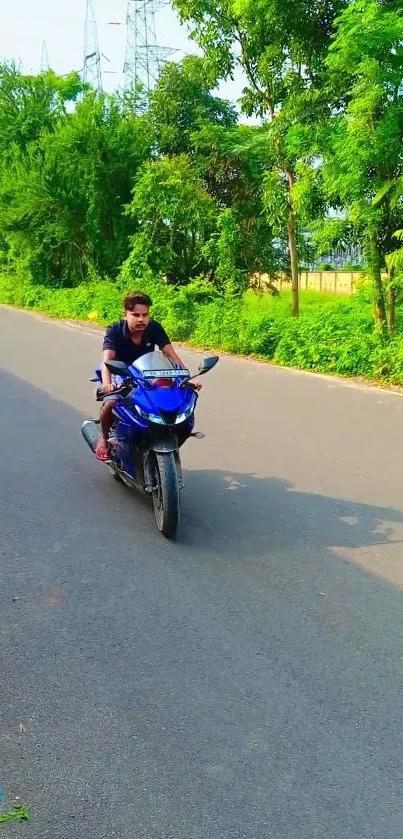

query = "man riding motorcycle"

[95,291,189,461]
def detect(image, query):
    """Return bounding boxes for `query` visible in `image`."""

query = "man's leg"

[95,398,118,461]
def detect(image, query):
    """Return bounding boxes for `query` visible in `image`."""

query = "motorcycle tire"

[151,451,180,539]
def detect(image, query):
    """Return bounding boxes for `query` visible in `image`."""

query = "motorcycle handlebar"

[95,383,132,401]
[96,379,198,401]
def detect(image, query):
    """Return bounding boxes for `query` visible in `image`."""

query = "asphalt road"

[2,306,403,838]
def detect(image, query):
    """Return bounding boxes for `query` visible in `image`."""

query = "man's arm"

[102,324,118,389]
[102,349,116,388]
[161,343,185,368]
[154,321,186,368]
[161,342,202,388]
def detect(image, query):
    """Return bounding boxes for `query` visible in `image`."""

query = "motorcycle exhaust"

[81,419,100,453]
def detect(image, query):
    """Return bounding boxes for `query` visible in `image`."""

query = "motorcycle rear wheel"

[108,466,122,482]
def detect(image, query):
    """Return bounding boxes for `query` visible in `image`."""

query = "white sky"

[0,0,247,106]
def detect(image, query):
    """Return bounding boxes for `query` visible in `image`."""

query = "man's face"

[125,304,150,335]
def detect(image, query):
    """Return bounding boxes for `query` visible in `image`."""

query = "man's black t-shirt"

[103,319,171,365]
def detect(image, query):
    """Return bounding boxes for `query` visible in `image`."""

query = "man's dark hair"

[123,291,152,311]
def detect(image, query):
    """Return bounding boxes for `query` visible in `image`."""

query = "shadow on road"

[182,467,403,556]
[180,464,403,613]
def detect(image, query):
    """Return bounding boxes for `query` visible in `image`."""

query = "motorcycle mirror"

[105,360,130,376]
[198,356,219,375]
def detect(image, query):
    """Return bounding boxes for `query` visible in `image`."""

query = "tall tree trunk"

[387,266,396,334]
[287,209,299,317]
[369,233,387,327]
[285,169,299,317]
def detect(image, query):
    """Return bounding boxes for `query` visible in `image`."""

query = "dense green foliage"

[173,0,351,315]
[0,59,279,291]
[3,270,403,384]
[1,1,403,383]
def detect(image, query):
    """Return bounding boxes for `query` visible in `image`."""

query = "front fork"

[143,449,185,494]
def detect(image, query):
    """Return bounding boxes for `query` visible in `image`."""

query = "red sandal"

[95,437,110,462]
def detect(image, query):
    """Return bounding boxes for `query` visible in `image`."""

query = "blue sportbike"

[81,350,219,538]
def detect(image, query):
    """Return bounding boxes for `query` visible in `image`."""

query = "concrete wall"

[252,271,363,295]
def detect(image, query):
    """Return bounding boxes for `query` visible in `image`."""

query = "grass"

[0,805,31,824]
[1,271,403,385]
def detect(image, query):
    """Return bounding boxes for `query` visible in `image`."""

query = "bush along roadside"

[2,272,403,386]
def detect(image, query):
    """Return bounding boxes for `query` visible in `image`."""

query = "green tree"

[126,154,217,284]
[0,64,83,154]
[201,208,248,293]
[0,65,86,280]
[376,175,403,331]
[149,59,284,282]
[194,122,289,280]
[323,0,403,328]
[172,0,348,315]
[147,56,237,157]
[0,89,151,285]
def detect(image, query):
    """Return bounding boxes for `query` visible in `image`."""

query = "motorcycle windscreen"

[131,351,190,386]
[131,350,174,375]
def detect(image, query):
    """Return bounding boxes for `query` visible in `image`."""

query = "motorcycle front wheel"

[151,451,180,539]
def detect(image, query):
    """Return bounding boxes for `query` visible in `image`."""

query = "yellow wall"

[252,271,363,295]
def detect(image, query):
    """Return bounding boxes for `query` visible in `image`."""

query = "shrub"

[2,270,403,385]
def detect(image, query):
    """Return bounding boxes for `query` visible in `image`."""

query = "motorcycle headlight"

[175,398,196,424]
[175,409,193,424]
[135,397,195,426]
[135,405,165,424]
[148,413,165,425]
